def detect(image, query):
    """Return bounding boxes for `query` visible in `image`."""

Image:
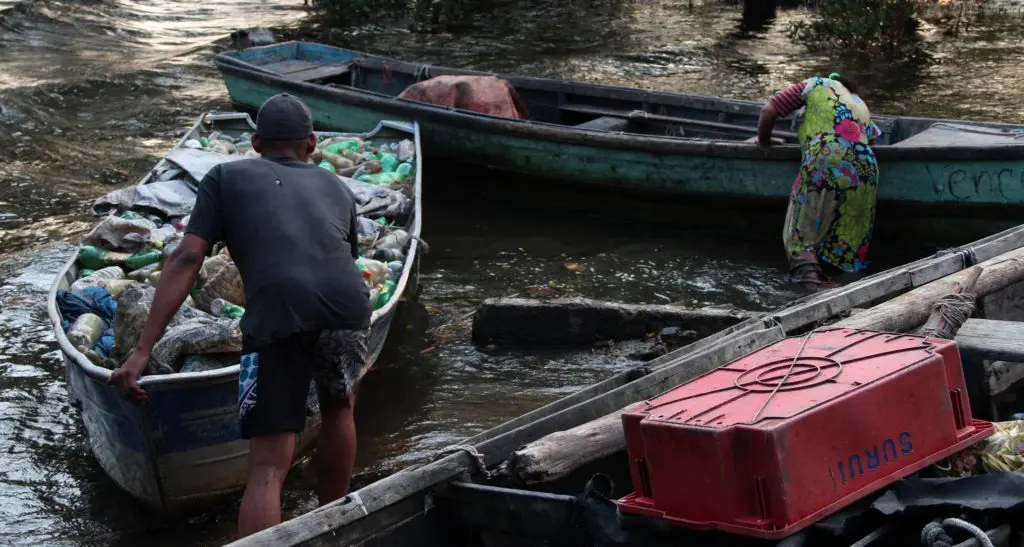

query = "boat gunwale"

[214,41,1024,162]
[45,112,424,389]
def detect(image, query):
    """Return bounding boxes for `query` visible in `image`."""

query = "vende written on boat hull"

[618,328,994,539]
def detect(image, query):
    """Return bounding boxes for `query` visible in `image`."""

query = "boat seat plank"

[559,103,798,140]
[573,116,630,132]
[955,318,1024,395]
[894,123,1024,147]
[261,59,352,82]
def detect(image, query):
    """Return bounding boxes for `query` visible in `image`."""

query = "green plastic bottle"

[356,172,403,186]
[124,251,162,271]
[77,246,109,270]
[396,162,413,178]
[380,153,398,173]
[200,136,210,147]
[376,280,398,308]
[318,160,337,173]
[120,211,139,220]
[77,268,96,280]
[323,140,360,155]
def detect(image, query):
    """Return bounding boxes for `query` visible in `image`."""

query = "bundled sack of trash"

[114,283,242,374]
[398,75,530,120]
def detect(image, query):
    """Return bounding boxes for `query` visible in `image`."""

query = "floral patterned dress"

[769,77,882,273]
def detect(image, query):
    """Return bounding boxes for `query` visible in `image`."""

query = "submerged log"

[837,248,1024,332]
[472,297,755,346]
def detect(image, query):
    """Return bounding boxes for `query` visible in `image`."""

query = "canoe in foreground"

[231,224,1024,546]
[215,41,1024,212]
[46,113,423,516]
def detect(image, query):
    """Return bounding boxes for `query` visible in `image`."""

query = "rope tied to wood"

[920,292,977,340]
[920,519,994,547]
[921,521,955,547]
[433,444,492,479]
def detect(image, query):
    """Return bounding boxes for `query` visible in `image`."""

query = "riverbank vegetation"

[787,0,1020,55]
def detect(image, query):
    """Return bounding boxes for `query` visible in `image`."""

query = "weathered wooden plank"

[288,63,352,82]
[506,409,623,485]
[573,116,630,132]
[956,319,1024,363]
[559,103,799,140]
[838,248,1024,332]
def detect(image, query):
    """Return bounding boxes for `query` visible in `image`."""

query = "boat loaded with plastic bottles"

[228,224,1024,547]
[46,112,423,516]
[215,40,1024,213]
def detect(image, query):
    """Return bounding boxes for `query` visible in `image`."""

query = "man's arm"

[110,167,224,404]
[109,234,210,404]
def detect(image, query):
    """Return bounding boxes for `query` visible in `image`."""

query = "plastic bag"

[978,420,1024,473]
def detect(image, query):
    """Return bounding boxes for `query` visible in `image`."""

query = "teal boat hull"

[216,43,1024,212]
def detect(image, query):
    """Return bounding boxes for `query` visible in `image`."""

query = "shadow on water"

[0,0,1023,544]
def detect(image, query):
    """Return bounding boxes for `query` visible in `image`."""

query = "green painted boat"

[214,41,1024,213]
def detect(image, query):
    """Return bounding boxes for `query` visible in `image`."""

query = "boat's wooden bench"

[955,318,1024,418]
[258,59,353,82]
[572,116,630,132]
[559,103,799,140]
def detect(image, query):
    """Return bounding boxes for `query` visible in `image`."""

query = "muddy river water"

[1,0,1022,544]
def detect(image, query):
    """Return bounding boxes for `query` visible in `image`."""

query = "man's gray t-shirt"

[186,156,371,349]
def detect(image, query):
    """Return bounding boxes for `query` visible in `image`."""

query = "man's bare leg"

[316,389,357,505]
[238,432,295,537]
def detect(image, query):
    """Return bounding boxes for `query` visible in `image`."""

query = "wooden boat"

[229,223,1024,546]
[45,112,423,516]
[214,41,1024,214]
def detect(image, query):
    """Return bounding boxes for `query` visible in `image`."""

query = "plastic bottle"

[356,172,403,186]
[387,260,403,280]
[376,279,398,308]
[99,279,137,297]
[318,160,337,173]
[77,269,95,280]
[373,248,405,262]
[67,313,104,348]
[211,298,245,319]
[369,287,380,307]
[200,136,210,147]
[77,246,110,270]
[376,229,410,250]
[338,148,360,162]
[322,151,354,170]
[396,162,413,178]
[71,266,125,292]
[323,140,361,155]
[124,250,162,271]
[380,153,398,173]
[356,258,388,286]
[397,139,415,162]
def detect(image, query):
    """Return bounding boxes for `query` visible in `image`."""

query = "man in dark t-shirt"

[109,94,372,537]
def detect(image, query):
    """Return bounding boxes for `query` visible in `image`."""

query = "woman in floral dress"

[756,74,882,290]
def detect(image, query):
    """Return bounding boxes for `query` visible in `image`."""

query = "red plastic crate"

[617,328,993,539]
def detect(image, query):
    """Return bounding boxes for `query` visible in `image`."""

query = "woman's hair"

[823,72,858,94]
